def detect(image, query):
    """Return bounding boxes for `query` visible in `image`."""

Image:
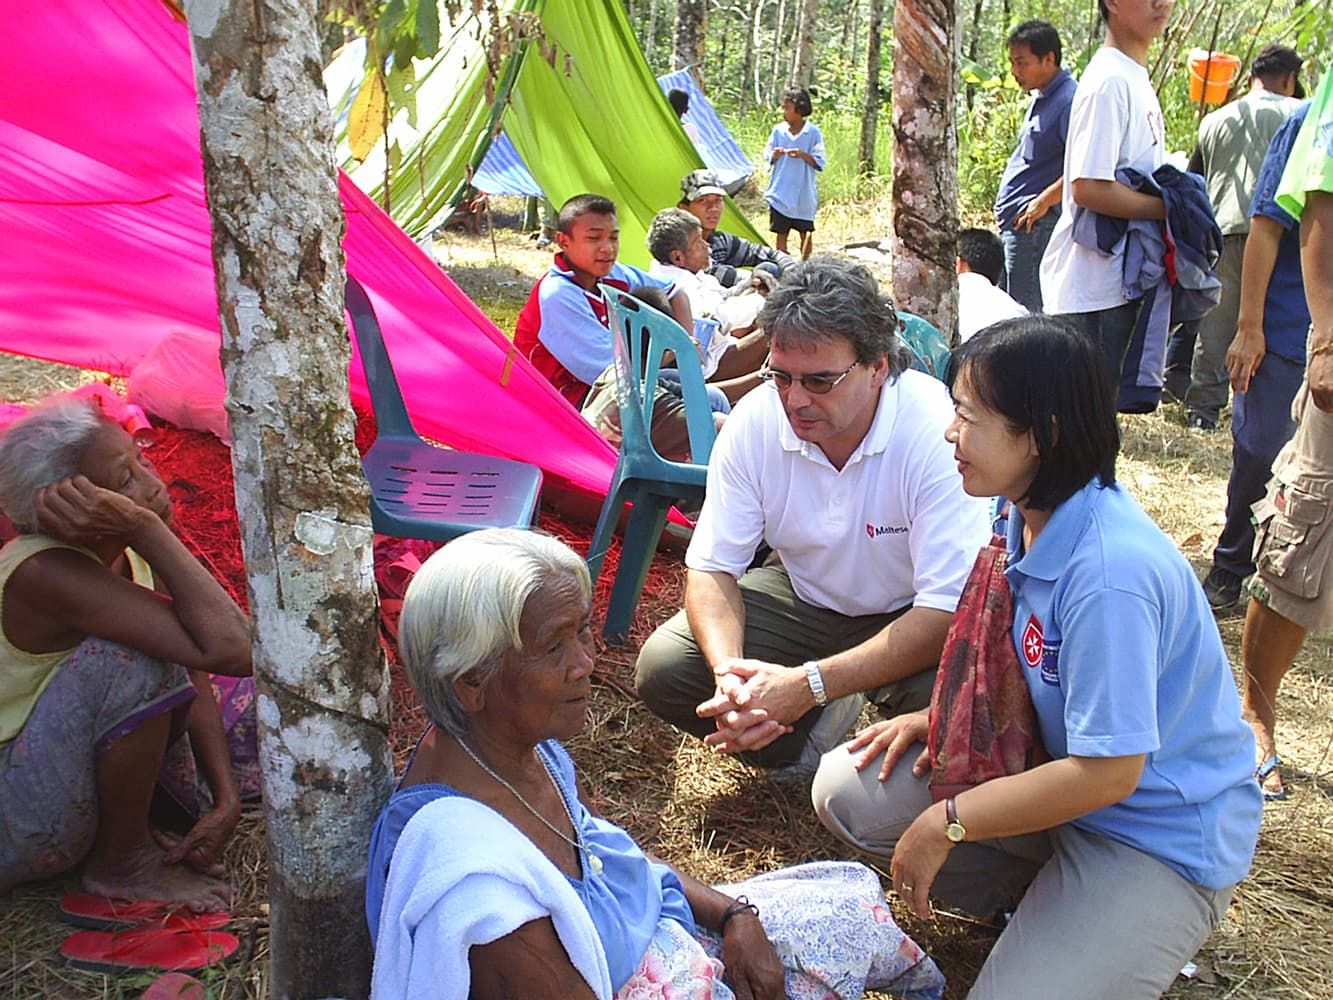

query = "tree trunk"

[739,0,760,111]
[858,0,885,175]
[646,0,660,67]
[791,0,819,87]
[673,0,707,82]
[183,2,394,997]
[769,0,788,100]
[842,0,860,63]
[891,0,959,336]
[964,0,985,110]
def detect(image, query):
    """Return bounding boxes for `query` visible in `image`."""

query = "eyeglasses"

[758,360,860,395]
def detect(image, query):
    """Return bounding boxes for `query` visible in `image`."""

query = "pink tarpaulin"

[0,0,616,497]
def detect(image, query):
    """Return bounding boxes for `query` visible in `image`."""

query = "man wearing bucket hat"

[677,169,794,289]
[1179,44,1304,435]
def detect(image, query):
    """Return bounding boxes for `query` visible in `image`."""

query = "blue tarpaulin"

[472,72,754,198]
[656,70,753,192]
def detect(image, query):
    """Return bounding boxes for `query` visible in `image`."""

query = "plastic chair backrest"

[898,310,952,381]
[604,290,717,468]
[345,276,415,439]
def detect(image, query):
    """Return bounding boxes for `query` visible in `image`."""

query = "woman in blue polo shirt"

[814,316,1262,999]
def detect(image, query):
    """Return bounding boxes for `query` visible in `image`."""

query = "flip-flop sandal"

[1255,754,1287,801]
[59,893,231,932]
[139,972,208,1000]
[60,925,238,974]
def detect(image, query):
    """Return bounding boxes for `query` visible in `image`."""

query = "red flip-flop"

[59,893,230,932]
[60,925,238,974]
[139,972,208,999]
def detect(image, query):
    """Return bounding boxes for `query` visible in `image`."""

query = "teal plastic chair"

[345,276,543,541]
[898,310,952,380]
[587,291,718,642]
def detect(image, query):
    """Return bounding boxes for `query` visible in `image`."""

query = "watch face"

[946,822,966,843]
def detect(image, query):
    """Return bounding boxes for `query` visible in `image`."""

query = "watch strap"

[802,661,828,706]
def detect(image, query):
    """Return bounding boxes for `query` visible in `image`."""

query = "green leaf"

[416,0,441,57]
[387,64,419,129]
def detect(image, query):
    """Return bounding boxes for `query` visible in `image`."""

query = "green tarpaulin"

[330,0,764,267]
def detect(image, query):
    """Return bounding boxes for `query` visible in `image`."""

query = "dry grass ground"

[2,204,1330,999]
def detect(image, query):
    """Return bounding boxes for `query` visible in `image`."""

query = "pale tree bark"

[790,0,819,87]
[646,0,661,66]
[964,0,985,110]
[673,0,707,82]
[769,0,788,99]
[739,0,759,109]
[749,0,770,108]
[891,0,959,336]
[842,0,861,64]
[858,0,885,175]
[183,1,394,996]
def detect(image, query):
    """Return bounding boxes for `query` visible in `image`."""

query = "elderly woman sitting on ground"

[0,395,251,911]
[366,528,945,1000]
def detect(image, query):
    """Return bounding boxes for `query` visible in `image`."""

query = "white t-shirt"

[649,260,728,318]
[686,370,991,617]
[957,271,1028,341]
[1040,46,1166,313]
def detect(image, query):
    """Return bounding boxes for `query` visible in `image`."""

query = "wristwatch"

[802,660,828,706]
[945,797,967,843]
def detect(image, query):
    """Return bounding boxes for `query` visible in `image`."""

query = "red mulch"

[138,405,687,768]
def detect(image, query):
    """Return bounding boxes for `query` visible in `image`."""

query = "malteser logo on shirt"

[1021,614,1043,668]
[865,523,908,539]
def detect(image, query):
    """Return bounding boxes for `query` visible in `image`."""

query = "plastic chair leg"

[601,497,673,644]
[587,484,632,585]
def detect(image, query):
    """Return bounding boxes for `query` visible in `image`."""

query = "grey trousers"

[1186,232,1246,423]
[812,742,1235,999]
[634,564,936,768]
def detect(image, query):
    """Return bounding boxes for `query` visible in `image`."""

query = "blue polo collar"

[1006,477,1104,582]
[1035,68,1074,102]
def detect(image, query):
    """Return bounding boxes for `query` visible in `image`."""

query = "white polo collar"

[775,373,901,468]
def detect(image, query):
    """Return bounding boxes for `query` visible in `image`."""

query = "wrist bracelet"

[1310,341,1333,359]
[718,895,759,934]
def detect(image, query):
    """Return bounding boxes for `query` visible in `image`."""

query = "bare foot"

[82,842,231,912]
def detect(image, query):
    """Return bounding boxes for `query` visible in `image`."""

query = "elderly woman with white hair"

[366,528,946,1000]
[0,394,251,911]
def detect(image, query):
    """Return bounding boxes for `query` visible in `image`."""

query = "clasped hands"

[695,658,813,753]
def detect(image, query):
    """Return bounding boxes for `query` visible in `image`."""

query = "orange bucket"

[1188,48,1241,104]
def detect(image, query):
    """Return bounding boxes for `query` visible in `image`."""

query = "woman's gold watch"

[945,797,967,843]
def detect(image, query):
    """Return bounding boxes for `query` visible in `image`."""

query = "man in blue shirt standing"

[1202,103,1312,613]
[992,20,1075,313]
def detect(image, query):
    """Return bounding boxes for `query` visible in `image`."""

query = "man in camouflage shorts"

[1238,67,1333,801]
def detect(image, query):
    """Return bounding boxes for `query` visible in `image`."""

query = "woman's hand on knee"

[845,711,930,782]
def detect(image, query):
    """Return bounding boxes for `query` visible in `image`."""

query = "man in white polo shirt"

[635,257,991,772]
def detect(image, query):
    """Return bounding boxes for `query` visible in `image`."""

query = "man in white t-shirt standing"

[635,257,991,774]
[1040,0,1171,384]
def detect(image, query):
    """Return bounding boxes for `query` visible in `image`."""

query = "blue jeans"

[1212,352,1303,578]
[1058,299,1146,397]
[1000,211,1058,314]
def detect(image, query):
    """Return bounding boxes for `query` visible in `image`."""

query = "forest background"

[612,0,1333,219]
